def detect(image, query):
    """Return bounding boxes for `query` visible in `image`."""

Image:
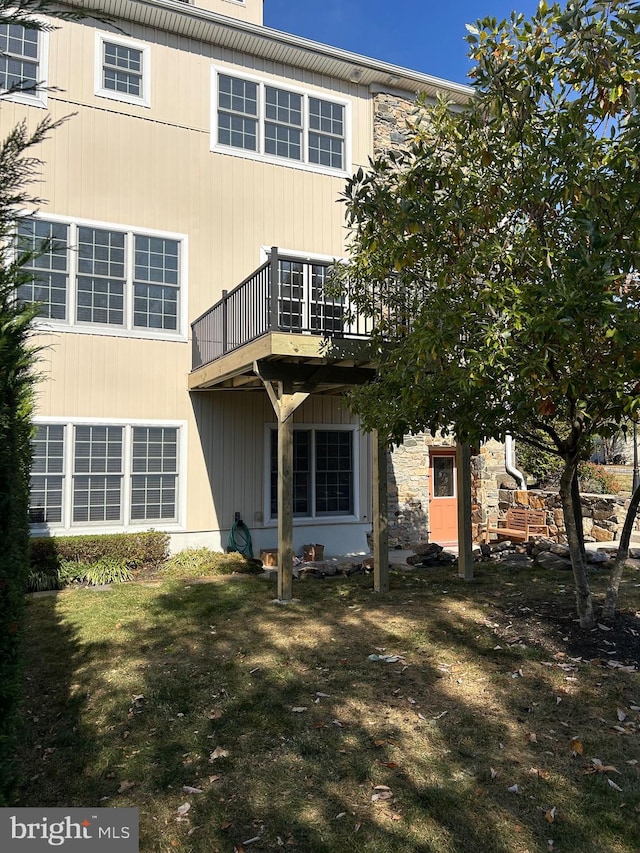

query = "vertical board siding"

[17,15,375,534]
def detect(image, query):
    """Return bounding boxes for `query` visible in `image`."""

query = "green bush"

[30,531,169,575]
[578,463,621,495]
[161,548,247,580]
[84,557,133,586]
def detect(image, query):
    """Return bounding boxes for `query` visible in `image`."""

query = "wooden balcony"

[189,248,377,393]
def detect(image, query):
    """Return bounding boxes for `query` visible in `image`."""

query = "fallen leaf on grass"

[569,737,583,756]
[291,707,307,713]
[507,784,521,794]
[617,708,627,722]
[527,732,538,743]
[209,747,229,761]
[544,806,557,824]
[177,803,191,817]
[607,778,623,791]
[372,785,393,803]
[118,781,135,794]
[585,758,619,774]
[335,812,346,820]
[490,767,497,780]
[182,786,203,794]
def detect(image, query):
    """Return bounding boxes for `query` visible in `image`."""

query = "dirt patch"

[490,596,640,668]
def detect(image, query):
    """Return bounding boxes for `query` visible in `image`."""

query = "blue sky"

[264,1,540,85]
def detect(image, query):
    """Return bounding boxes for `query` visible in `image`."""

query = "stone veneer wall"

[373,91,413,157]
[499,489,640,543]
[387,436,507,547]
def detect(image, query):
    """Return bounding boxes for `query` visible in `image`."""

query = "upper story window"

[95,33,150,107]
[17,215,186,341]
[0,21,47,107]
[212,67,349,175]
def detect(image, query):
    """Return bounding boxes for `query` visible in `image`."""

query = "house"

[3,0,507,586]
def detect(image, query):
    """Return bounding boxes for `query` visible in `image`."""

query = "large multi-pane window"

[0,23,43,101]
[214,69,348,172]
[29,422,181,529]
[95,34,150,106]
[270,427,354,518]
[17,216,183,336]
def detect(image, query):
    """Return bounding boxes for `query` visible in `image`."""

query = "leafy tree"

[0,0,84,804]
[335,0,640,629]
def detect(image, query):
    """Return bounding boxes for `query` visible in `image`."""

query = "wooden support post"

[255,362,309,602]
[456,442,474,580]
[373,430,389,593]
[277,401,294,601]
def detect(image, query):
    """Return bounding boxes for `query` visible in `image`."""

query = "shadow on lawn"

[14,570,639,853]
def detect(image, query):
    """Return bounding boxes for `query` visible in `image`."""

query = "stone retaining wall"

[498,488,640,543]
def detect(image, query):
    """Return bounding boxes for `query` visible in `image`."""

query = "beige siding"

[12,12,376,540]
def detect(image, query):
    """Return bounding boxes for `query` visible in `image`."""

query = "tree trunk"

[560,461,594,628]
[601,481,640,621]
[571,467,586,564]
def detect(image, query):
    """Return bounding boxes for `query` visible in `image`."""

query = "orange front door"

[429,450,458,545]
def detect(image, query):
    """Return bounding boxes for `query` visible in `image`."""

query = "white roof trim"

[62,0,473,104]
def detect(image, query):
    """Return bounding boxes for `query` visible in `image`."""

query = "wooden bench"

[484,508,549,543]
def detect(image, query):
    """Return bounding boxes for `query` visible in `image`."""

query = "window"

[29,421,182,530]
[17,215,185,339]
[95,34,150,107]
[213,68,348,173]
[30,424,64,524]
[275,257,344,334]
[269,427,355,519]
[0,21,47,106]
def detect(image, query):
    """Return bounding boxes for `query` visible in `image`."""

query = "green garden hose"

[228,519,254,558]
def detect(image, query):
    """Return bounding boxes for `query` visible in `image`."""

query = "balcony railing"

[191,247,377,371]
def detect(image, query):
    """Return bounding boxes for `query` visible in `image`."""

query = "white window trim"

[0,17,48,108]
[263,422,360,526]
[211,64,352,178]
[30,417,187,536]
[94,32,150,108]
[21,211,188,342]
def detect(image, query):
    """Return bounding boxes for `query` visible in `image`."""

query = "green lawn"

[11,564,640,853]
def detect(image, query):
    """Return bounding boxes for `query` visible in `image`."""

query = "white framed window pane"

[265,87,302,126]
[131,427,178,521]
[265,123,301,160]
[218,75,258,151]
[72,476,122,522]
[74,425,123,474]
[270,429,311,517]
[29,424,65,524]
[76,227,126,325]
[278,260,304,330]
[103,42,142,96]
[17,219,69,320]
[0,24,39,90]
[308,132,343,170]
[309,98,344,136]
[73,425,123,523]
[315,430,353,515]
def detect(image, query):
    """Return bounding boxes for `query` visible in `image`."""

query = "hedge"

[29,531,170,576]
